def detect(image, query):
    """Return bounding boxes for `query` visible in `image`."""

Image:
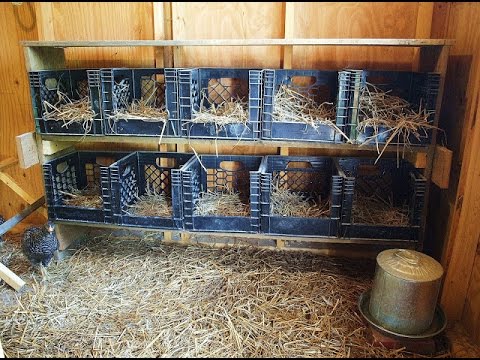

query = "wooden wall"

[1,1,480,343]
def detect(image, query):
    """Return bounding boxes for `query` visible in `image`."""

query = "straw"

[352,192,409,226]
[124,182,172,218]
[272,85,351,142]
[0,232,450,358]
[271,187,330,218]
[194,190,249,217]
[59,185,103,209]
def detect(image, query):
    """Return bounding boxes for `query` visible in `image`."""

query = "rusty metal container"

[369,249,444,335]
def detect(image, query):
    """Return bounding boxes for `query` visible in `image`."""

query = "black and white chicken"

[22,221,59,278]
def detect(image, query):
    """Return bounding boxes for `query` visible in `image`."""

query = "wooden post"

[0,263,26,292]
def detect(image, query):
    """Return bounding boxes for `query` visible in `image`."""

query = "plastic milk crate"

[336,157,427,241]
[259,156,342,237]
[29,69,103,135]
[177,155,263,233]
[340,69,440,145]
[261,69,348,142]
[109,151,193,229]
[100,68,180,137]
[178,68,263,140]
[43,151,128,224]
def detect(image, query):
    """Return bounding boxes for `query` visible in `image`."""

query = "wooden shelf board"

[40,135,429,153]
[21,38,455,48]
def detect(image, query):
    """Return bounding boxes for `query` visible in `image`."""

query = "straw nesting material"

[43,92,95,133]
[60,186,103,209]
[357,82,436,161]
[0,232,450,358]
[194,190,249,217]
[352,192,409,226]
[271,187,330,218]
[110,99,167,122]
[125,185,172,218]
[191,96,249,127]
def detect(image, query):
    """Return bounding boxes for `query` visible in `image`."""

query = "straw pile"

[60,186,103,209]
[271,187,330,218]
[352,192,409,226]
[357,82,436,161]
[273,85,350,142]
[194,190,249,217]
[125,184,172,218]
[43,91,95,133]
[0,232,450,357]
[110,99,167,122]
[191,92,249,128]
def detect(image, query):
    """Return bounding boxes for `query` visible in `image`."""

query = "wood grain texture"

[290,2,421,70]
[171,2,284,67]
[0,3,44,228]
[46,2,155,68]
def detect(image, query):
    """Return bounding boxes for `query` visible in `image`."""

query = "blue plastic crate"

[100,68,180,137]
[262,69,348,143]
[109,151,193,229]
[340,69,440,145]
[336,157,426,241]
[43,151,128,224]
[177,155,263,233]
[29,69,103,135]
[178,68,262,140]
[260,156,342,237]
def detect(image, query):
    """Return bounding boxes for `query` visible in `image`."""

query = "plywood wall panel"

[171,2,284,68]
[291,2,420,70]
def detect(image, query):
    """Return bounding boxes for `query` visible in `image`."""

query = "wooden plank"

[0,171,37,204]
[432,145,453,189]
[0,263,26,292]
[0,196,45,237]
[0,158,18,171]
[21,38,455,48]
[282,2,295,69]
[463,251,480,343]
[153,2,173,68]
[16,132,39,169]
[41,141,75,157]
[54,223,91,251]
[413,2,434,71]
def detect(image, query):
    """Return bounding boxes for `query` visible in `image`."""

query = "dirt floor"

[0,230,478,358]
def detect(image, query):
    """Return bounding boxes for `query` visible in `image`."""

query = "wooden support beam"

[16,132,39,169]
[0,196,45,237]
[282,2,295,69]
[432,145,453,189]
[0,172,48,219]
[0,157,18,171]
[0,263,26,292]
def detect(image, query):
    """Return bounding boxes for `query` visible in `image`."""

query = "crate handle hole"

[156,158,177,168]
[56,161,69,174]
[290,76,316,87]
[286,161,313,169]
[45,78,58,91]
[219,161,245,172]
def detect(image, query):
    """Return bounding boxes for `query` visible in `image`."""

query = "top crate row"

[29,67,440,145]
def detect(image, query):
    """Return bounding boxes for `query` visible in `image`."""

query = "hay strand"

[0,233,451,358]
[59,185,103,209]
[124,182,172,218]
[271,187,330,218]
[194,190,249,217]
[352,192,409,226]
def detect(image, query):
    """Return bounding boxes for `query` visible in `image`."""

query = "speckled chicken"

[22,221,59,274]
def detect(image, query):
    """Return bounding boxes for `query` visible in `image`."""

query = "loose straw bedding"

[0,233,449,357]
[124,184,172,218]
[43,91,95,134]
[357,82,437,162]
[352,192,409,226]
[272,85,350,142]
[271,187,330,218]
[59,186,103,209]
[194,190,250,217]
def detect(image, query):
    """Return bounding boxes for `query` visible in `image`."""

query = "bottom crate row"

[43,151,426,241]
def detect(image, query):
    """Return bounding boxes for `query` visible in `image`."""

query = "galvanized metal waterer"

[368,249,444,336]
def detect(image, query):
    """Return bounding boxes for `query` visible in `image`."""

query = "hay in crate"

[352,192,409,226]
[271,187,330,218]
[108,79,168,135]
[59,185,103,209]
[357,82,437,162]
[0,232,450,358]
[43,91,95,133]
[194,190,250,217]
[272,84,350,142]
[124,182,172,218]
[190,89,249,135]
